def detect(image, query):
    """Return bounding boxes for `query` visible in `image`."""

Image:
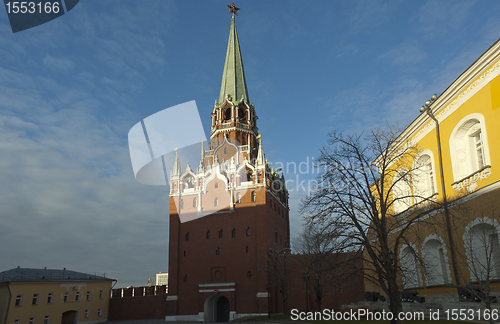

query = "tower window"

[232,228,236,238]
[224,108,231,120]
[214,197,218,206]
[246,246,248,253]
[193,198,197,208]
[185,232,190,241]
[215,182,218,188]
[236,193,241,203]
[251,191,256,202]
[247,271,252,279]
[224,147,228,154]
[184,250,186,257]
[216,247,220,255]
[275,231,278,242]
[246,227,250,237]
[219,229,223,239]
[183,275,187,283]
[206,230,211,239]
[238,108,244,120]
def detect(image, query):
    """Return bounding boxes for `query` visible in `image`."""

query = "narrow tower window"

[251,191,256,202]
[246,227,250,237]
[219,229,223,239]
[216,247,220,255]
[185,232,189,241]
[232,228,236,238]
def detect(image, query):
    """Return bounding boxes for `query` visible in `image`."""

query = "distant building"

[155,272,168,289]
[0,267,115,324]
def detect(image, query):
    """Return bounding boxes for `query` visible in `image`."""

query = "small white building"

[155,272,168,290]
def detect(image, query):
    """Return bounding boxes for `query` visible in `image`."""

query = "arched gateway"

[204,294,230,322]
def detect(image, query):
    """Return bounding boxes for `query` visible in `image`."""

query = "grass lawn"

[243,313,464,324]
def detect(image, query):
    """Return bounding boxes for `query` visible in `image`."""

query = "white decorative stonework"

[452,166,491,193]
[410,59,500,146]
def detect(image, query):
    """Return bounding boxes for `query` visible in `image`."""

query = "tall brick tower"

[166,7,290,322]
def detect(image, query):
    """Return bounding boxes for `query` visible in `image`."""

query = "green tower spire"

[219,15,249,105]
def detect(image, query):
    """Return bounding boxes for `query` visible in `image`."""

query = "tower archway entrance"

[204,294,230,322]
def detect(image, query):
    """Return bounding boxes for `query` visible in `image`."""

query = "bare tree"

[293,222,350,311]
[268,247,290,314]
[300,127,430,321]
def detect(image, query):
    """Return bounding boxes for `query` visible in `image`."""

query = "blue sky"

[1,0,499,287]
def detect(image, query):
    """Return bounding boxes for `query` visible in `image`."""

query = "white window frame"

[63,292,69,303]
[422,234,451,286]
[15,295,22,307]
[32,293,39,305]
[399,243,422,289]
[412,150,438,203]
[44,316,50,324]
[47,293,53,304]
[392,168,412,214]
[449,113,491,182]
[463,217,500,281]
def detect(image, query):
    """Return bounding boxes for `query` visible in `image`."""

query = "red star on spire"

[226,2,240,17]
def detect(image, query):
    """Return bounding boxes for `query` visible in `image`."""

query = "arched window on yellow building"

[400,244,422,289]
[422,235,450,286]
[412,151,438,203]
[463,218,500,281]
[449,113,491,182]
[392,168,412,214]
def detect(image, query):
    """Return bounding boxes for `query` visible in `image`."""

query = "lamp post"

[302,272,309,312]
[419,95,460,288]
[265,284,271,319]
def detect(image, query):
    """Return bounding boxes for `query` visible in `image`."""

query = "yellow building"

[366,38,500,306]
[0,267,115,324]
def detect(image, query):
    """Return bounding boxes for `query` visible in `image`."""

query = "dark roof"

[0,267,115,284]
